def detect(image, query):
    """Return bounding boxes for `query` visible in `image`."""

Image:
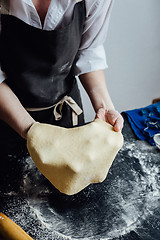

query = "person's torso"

[0,0,86,108]
[0,0,86,146]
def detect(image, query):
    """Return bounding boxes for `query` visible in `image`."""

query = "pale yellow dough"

[27,119,123,195]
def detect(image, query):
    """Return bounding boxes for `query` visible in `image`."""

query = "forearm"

[79,70,115,112]
[0,82,35,139]
[80,70,124,131]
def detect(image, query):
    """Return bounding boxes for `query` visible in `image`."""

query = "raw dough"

[27,119,123,195]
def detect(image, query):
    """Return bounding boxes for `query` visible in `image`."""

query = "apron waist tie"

[26,96,83,126]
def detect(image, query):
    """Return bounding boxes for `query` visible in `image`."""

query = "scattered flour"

[1,138,160,240]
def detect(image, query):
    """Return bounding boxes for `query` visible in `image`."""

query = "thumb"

[95,108,106,121]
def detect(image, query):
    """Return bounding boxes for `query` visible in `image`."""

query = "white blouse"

[0,0,114,83]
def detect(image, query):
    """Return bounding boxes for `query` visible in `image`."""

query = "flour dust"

[1,138,160,240]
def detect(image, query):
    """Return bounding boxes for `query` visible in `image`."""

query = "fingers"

[106,109,124,132]
[113,115,124,132]
[95,108,124,132]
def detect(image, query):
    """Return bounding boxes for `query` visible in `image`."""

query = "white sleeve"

[72,0,114,76]
[73,45,107,76]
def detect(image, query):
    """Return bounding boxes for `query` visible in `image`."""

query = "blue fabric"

[123,102,160,145]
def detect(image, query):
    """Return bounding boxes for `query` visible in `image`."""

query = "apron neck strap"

[1,0,10,15]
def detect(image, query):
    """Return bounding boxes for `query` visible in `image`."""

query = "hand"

[96,108,124,132]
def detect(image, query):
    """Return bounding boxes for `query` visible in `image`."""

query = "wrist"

[94,101,115,114]
[88,87,115,113]
[95,105,115,113]
[21,120,36,140]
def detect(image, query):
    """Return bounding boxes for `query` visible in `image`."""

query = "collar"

[22,0,70,8]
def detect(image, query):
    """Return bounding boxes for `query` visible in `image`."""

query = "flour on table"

[1,138,160,240]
